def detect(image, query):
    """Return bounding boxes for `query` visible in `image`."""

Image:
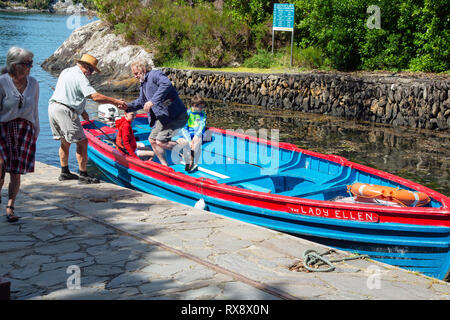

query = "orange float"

[348,182,430,207]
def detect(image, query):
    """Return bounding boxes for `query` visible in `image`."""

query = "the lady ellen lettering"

[288,205,379,222]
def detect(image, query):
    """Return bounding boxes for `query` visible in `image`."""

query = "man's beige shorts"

[48,102,86,143]
[149,111,188,142]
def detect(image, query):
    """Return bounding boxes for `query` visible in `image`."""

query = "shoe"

[186,150,196,172]
[78,175,100,184]
[187,163,198,173]
[59,172,79,181]
[6,206,19,223]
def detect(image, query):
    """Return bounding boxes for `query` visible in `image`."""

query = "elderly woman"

[0,47,40,223]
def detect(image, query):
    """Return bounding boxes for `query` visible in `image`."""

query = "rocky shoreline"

[42,18,450,131]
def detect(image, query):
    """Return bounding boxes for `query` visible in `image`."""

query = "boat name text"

[288,205,379,222]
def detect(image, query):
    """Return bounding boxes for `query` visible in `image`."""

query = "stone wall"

[163,68,450,131]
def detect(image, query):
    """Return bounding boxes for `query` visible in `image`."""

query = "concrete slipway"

[0,162,449,302]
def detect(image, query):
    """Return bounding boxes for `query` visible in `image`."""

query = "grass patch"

[163,46,331,74]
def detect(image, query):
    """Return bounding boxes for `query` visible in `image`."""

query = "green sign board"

[273,3,295,31]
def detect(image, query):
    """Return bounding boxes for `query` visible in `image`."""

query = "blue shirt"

[126,69,186,126]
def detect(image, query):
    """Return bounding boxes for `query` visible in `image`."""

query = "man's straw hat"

[76,53,101,73]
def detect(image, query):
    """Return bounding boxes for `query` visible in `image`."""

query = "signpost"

[272,3,295,67]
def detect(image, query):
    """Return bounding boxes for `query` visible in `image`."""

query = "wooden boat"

[82,114,450,281]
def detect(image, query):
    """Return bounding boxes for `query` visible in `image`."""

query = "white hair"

[130,58,152,73]
[5,46,34,74]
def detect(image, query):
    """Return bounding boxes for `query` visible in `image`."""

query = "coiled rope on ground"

[300,249,370,272]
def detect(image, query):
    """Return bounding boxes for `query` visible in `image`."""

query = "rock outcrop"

[42,20,154,92]
[50,0,89,14]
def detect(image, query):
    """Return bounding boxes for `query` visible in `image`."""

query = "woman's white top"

[0,73,40,136]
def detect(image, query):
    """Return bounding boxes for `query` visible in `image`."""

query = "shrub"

[73,0,96,10]
[27,0,53,9]
[407,0,449,72]
[95,0,250,67]
[293,0,368,71]
[243,50,277,68]
[295,46,325,69]
[293,0,449,72]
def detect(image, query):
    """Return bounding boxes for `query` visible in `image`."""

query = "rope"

[301,249,369,273]
[302,249,335,272]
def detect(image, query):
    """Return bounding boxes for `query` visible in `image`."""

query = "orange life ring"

[348,182,430,207]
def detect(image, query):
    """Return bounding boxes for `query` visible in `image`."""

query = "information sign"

[273,3,295,31]
[272,3,295,66]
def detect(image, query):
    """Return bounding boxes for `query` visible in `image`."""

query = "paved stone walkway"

[0,162,449,300]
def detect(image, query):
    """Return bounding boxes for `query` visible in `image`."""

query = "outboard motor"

[98,104,120,126]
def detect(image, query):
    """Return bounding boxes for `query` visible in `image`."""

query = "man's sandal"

[6,206,19,223]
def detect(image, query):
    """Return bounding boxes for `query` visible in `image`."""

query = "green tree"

[409,0,449,72]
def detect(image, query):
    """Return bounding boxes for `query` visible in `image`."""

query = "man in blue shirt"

[124,59,187,166]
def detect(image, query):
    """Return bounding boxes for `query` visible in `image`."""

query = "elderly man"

[123,59,187,166]
[49,53,127,184]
